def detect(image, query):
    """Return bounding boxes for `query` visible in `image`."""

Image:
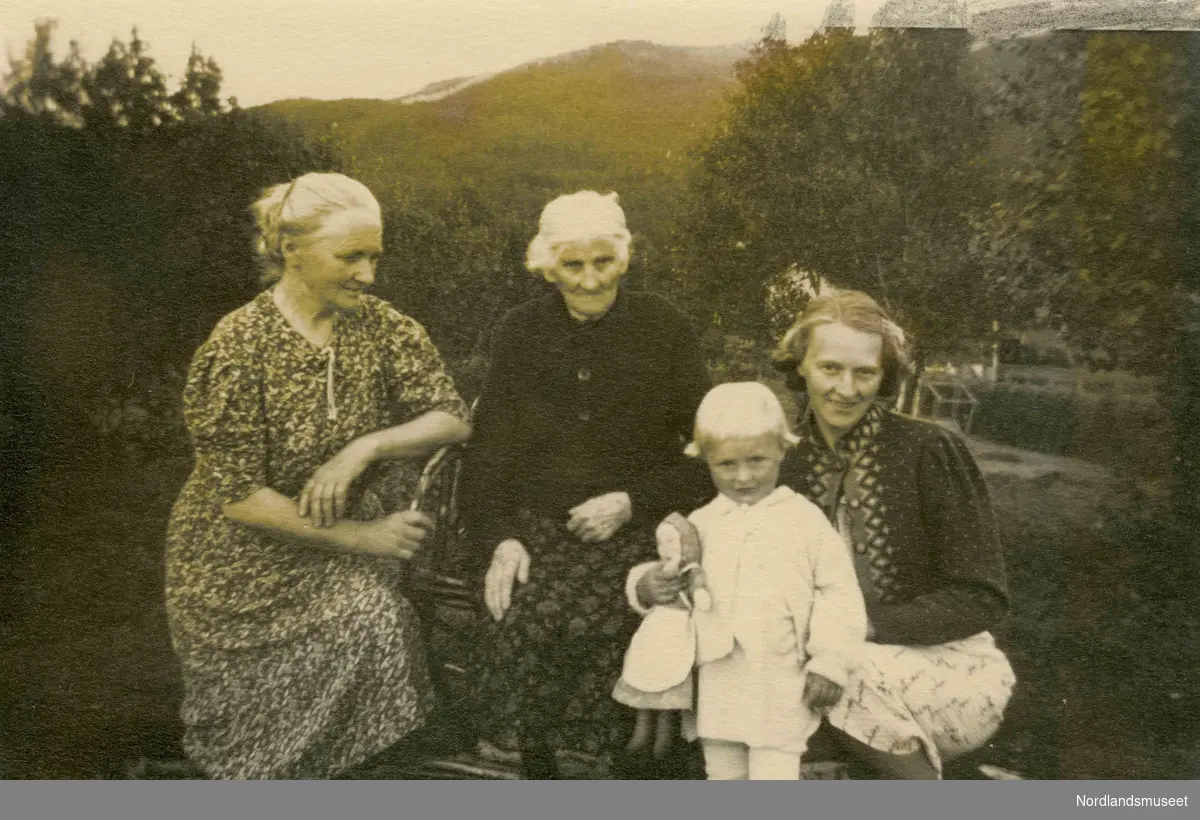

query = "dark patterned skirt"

[467,511,657,757]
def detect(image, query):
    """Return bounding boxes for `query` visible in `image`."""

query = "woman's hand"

[353,510,434,560]
[803,672,844,712]
[635,562,686,609]
[300,440,375,527]
[485,539,530,622]
[567,492,632,543]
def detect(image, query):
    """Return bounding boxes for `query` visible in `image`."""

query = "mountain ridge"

[263,39,751,109]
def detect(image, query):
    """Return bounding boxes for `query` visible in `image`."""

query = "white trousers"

[701,740,802,780]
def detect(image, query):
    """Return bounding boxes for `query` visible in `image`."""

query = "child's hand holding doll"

[636,561,685,609]
[635,513,711,612]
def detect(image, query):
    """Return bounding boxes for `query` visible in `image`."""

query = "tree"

[82,28,176,130]
[970,31,1196,526]
[820,0,855,31]
[1,19,90,127]
[1,22,339,477]
[171,47,226,121]
[675,27,992,366]
[1178,35,1200,534]
[968,33,1189,372]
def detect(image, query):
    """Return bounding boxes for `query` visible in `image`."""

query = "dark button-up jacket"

[459,288,713,568]
[781,403,1009,646]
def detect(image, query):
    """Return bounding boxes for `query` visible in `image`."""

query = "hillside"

[262,40,747,216]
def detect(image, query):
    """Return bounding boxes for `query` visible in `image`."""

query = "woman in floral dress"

[165,172,470,779]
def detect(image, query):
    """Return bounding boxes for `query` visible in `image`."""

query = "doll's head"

[655,512,710,611]
[656,512,701,566]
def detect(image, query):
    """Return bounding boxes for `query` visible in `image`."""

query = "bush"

[970,381,1173,479]
[704,332,774,385]
[971,385,1077,455]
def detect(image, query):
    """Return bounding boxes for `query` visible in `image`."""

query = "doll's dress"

[612,603,696,710]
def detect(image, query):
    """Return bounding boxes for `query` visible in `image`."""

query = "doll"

[612,512,710,763]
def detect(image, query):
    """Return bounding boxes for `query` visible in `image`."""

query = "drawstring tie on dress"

[324,345,339,421]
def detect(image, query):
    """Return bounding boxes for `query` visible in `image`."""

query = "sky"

[0,0,894,107]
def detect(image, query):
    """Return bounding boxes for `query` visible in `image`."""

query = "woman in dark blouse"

[459,191,711,779]
[773,290,1016,779]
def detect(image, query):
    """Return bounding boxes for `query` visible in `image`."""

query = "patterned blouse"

[165,290,468,652]
[780,403,1009,647]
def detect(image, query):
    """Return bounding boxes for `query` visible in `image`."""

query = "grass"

[980,462,1199,779]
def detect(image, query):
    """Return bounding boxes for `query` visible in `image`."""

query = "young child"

[627,382,869,780]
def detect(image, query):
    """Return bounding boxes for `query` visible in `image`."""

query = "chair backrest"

[404,397,480,606]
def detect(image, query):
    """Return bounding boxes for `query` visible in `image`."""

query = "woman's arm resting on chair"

[226,487,435,560]
[301,411,472,526]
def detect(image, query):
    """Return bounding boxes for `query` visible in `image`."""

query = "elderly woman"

[771,289,1015,779]
[164,172,470,779]
[459,191,711,779]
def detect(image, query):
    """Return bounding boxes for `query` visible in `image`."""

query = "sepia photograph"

[1,0,1197,792]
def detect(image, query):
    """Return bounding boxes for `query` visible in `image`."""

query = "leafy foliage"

[968,32,1190,373]
[2,20,227,130]
[0,23,338,484]
[676,28,992,360]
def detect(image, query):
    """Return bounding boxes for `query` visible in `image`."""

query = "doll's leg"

[651,711,677,759]
[625,709,654,752]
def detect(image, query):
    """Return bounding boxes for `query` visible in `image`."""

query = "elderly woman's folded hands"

[566,491,632,543]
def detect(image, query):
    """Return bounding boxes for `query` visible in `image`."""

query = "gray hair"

[525,190,632,274]
[250,172,381,283]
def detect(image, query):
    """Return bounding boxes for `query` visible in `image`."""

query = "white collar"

[709,485,795,516]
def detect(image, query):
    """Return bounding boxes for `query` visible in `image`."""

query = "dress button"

[578,367,591,381]
[848,498,861,509]
[579,410,592,422]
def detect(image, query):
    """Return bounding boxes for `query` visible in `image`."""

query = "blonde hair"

[250,172,382,283]
[525,190,633,274]
[684,381,799,458]
[770,290,911,398]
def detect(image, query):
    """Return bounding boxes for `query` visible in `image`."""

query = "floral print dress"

[786,404,1016,777]
[165,290,468,780]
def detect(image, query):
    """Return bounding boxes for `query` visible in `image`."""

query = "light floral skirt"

[826,631,1016,777]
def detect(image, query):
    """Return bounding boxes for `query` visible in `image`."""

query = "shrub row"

[970,382,1173,478]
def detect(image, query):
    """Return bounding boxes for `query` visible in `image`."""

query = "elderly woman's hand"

[300,440,374,527]
[485,539,531,621]
[567,492,632,543]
